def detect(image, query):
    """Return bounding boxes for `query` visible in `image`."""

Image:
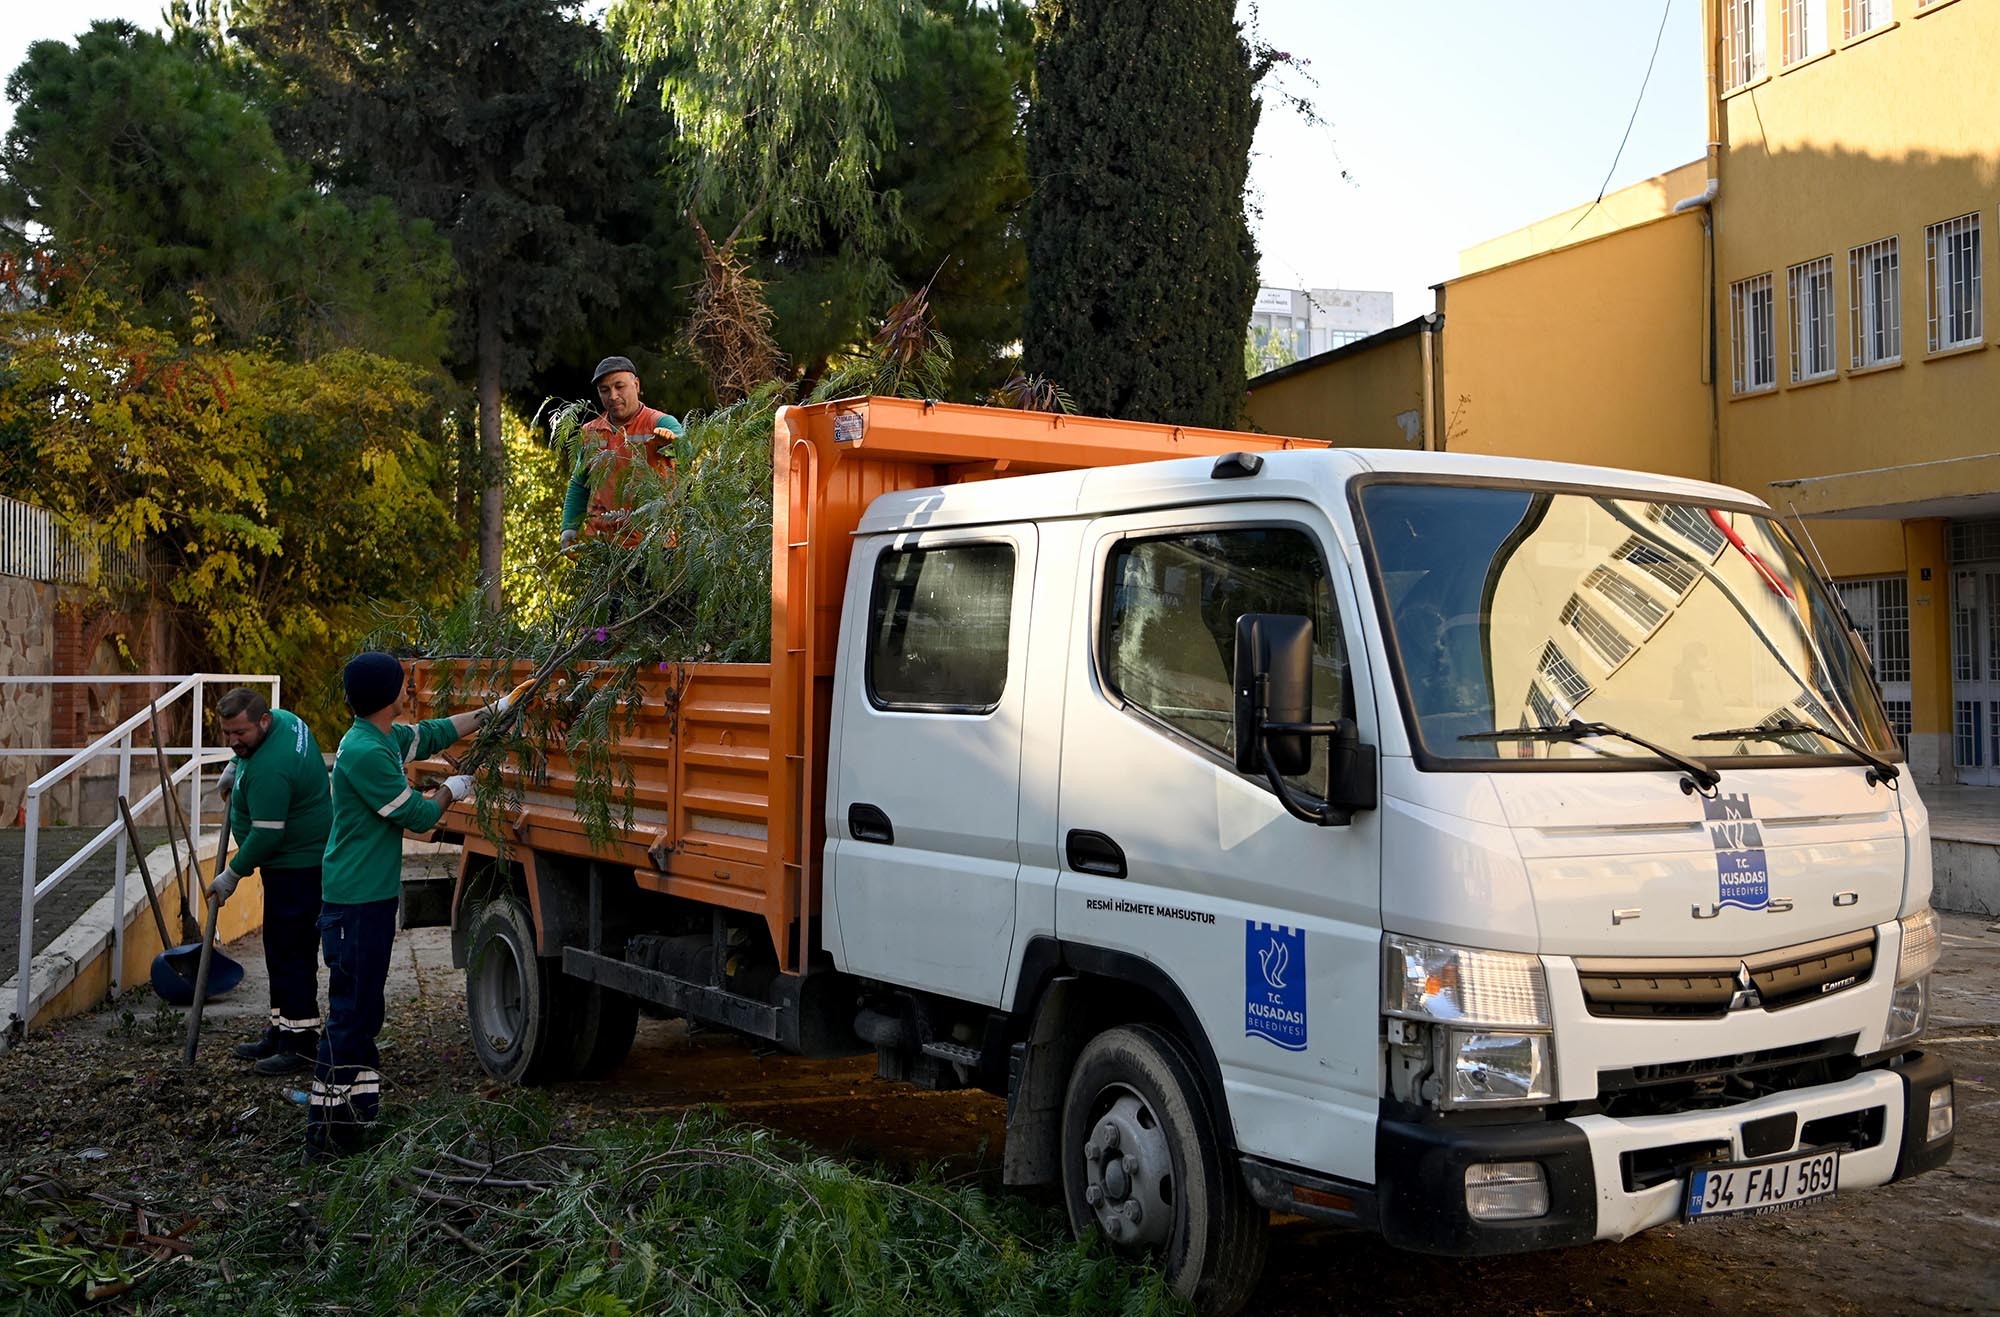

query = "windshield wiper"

[1692,721,1900,785]
[1460,719,1721,792]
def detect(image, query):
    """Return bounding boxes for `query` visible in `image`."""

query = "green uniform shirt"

[226,708,332,874]
[322,716,459,905]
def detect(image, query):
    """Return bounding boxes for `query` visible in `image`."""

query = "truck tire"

[562,982,639,1079]
[1060,1024,1268,1316]
[464,895,568,1085]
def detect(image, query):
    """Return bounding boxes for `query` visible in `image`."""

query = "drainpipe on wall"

[1418,308,1443,451]
[1675,0,1726,483]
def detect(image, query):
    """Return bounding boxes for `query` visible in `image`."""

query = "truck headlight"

[1384,935,1552,1027]
[1896,908,1940,985]
[1443,1030,1555,1107]
[1385,936,1556,1109]
[1883,977,1928,1049]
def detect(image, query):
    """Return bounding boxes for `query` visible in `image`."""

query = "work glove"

[560,528,578,550]
[442,774,476,803]
[218,761,237,799]
[209,867,240,905]
[492,678,537,717]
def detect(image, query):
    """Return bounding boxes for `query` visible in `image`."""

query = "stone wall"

[0,574,55,822]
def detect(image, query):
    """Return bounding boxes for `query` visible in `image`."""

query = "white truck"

[413,399,1954,1315]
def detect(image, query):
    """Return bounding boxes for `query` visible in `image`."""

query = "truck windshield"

[1355,481,1900,767]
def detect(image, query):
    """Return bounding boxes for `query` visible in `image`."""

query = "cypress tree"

[1025,0,1261,429]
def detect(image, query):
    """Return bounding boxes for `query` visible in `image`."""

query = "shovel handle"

[117,795,176,952]
[184,817,231,1064]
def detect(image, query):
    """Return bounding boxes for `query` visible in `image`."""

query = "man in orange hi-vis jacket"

[559,355,685,551]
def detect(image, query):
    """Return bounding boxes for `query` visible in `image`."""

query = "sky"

[0,1,1708,322]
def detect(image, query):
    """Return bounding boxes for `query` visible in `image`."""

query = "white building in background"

[1248,286,1394,370]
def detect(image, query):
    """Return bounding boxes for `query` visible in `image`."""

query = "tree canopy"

[1025,0,1263,428]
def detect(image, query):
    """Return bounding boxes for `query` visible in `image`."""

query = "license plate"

[1685,1149,1839,1220]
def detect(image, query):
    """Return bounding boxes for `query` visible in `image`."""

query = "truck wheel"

[464,895,567,1085]
[563,982,639,1079]
[1060,1024,1268,1316]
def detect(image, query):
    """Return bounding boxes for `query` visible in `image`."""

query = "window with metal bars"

[1883,700,1912,751]
[1757,708,1827,755]
[1584,565,1669,631]
[1788,256,1837,381]
[1615,537,1700,595]
[1956,701,1983,768]
[1843,0,1891,39]
[1560,596,1633,669]
[1954,573,1979,681]
[1784,0,1827,63]
[1726,0,1768,88]
[1927,213,1982,352]
[1992,704,2000,772]
[1731,273,1777,392]
[1537,641,1594,706]
[1648,503,1727,556]
[1950,520,2000,564]
[1989,576,2000,681]
[1836,576,1911,684]
[1526,682,1561,729]
[1849,237,1901,368]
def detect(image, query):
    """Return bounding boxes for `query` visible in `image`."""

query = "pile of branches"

[371,286,1068,853]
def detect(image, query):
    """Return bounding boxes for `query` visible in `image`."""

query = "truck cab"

[418,402,1951,1317]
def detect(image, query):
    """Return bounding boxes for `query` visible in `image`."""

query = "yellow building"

[1246,0,2000,788]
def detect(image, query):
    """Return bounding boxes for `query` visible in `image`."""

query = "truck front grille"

[1575,929,1876,1019]
[1596,1034,1862,1118]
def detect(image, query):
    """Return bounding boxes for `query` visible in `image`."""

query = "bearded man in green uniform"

[208,687,332,1076]
[310,652,529,1154]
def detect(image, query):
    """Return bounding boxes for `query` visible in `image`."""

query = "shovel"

[144,703,245,994]
[117,795,204,1000]
[182,816,231,1063]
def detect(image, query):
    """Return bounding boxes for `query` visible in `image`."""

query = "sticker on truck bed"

[1703,792,1770,912]
[1245,922,1307,1050]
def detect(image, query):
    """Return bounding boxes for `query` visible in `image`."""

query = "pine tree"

[1024,0,1261,429]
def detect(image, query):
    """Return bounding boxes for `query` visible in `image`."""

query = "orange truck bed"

[408,396,1326,971]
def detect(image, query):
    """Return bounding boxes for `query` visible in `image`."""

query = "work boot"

[233,1027,282,1062]
[254,1030,319,1077]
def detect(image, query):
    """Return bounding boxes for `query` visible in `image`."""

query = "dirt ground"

[4,900,1996,1315]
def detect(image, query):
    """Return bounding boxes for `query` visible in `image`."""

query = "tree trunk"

[477,283,505,609]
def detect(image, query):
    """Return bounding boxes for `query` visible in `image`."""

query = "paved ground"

[0,824,175,971]
[61,897,1993,1316]
[1928,785,2000,845]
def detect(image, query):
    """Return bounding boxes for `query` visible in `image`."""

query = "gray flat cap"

[592,355,638,384]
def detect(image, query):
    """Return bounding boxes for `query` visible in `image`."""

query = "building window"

[1648,503,1728,556]
[1784,0,1827,63]
[1584,565,1669,632]
[1725,0,1767,89]
[1560,595,1633,670]
[1787,256,1837,381]
[1615,536,1701,596]
[1536,641,1594,707]
[1926,213,1983,352]
[1882,699,1912,750]
[1730,273,1777,393]
[1837,576,1912,684]
[866,541,1014,711]
[1843,0,1891,39]
[1848,236,1901,368]
[1957,701,1983,768]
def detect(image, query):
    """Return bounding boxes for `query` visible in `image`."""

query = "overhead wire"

[1569,0,1676,233]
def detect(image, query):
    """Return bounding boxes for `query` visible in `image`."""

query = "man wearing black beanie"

[311,652,531,1155]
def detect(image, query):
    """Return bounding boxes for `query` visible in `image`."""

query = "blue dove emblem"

[1259,938,1290,990]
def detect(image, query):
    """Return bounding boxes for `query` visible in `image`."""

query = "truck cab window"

[866,541,1015,711]
[1102,526,1348,795]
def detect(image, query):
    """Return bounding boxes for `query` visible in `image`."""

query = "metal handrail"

[6,672,280,1033]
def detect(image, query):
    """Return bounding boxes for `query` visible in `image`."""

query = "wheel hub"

[1082,1089,1174,1248]
[472,933,527,1055]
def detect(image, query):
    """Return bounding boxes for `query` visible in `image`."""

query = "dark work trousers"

[261,865,324,1044]
[308,897,397,1154]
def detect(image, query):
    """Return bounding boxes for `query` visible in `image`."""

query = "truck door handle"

[848,803,894,845]
[1066,830,1126,879]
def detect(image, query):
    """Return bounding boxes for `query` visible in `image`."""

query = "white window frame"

[1730,272,1777,394]
[1725,0,1768,89]
[1848,236,1902,369]
[1926,212,1983,352]
[1843,0,1892,39]
[1784,0,1828,63]
[1788,255,1837,382]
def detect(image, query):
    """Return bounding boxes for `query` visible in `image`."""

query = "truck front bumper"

[1246,1051,1953,1255]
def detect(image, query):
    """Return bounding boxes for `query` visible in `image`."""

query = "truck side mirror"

[1233,613,1314,777]
[1234,613,1378,827]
